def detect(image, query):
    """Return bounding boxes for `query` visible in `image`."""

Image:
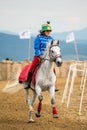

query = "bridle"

[41,44,61,62]
[49,45,61,62]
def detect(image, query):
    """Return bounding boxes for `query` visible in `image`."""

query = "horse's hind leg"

[49,86,58,118]
[31,90,37,106]
[35,86,43,117]
[24,88,34,122]
[35,97,42,117]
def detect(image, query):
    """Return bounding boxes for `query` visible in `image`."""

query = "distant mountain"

[0,27,87,61]
[52,27,87,40]
[0,32,34,61]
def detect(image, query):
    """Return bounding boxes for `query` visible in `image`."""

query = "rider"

[26,21,58,92]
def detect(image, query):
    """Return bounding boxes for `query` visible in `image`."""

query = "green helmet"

[41,21,52,32]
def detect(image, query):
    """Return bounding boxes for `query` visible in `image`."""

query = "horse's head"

[48,40,62,67]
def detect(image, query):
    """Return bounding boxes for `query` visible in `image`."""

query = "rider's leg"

[26,56,41,87]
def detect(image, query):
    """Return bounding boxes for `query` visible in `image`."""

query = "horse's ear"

[51,40,53,45]
[57,40,60,45]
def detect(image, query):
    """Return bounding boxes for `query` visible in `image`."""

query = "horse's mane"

[47,40,58,50]
[41,40,59,59]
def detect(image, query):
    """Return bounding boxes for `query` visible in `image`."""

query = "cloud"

[0,0,87,33]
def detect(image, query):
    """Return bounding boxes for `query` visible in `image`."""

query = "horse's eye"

[51,50,54,53]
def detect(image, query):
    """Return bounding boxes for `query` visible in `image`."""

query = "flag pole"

[74,40,79,61]
[66,32,79,61]
[28,38,30,61]
[19,30,31,61]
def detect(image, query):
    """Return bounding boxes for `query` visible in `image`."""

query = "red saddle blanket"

[18,64,39,85]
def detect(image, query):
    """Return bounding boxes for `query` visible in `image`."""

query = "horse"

[23,40,62,122]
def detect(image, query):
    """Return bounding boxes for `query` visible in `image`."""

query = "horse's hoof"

[53,114,59,118]
[27,119,35,123]
[55,88,59,92]
[35,112,41,118]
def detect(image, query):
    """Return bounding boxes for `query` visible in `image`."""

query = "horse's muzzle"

[55,58,62,67]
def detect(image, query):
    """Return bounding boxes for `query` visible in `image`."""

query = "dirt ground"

[0,77,87,130]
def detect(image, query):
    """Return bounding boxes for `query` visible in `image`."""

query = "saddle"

[18,63,40,85]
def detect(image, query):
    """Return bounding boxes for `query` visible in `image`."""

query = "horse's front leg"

[31,90,37,106]
[24,87,35,122]
[35,85,43,117]
[49,86,59,118]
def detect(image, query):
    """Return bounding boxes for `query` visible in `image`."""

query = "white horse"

[24,40,62,122]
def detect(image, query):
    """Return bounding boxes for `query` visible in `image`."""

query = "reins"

[41,44,61,62]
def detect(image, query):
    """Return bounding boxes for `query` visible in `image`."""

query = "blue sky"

[0,0,87,34]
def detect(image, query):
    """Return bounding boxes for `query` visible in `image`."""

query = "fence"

[0,60,87,81]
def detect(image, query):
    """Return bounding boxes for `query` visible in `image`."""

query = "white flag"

[19,30,31,39]
[66,32,75,43]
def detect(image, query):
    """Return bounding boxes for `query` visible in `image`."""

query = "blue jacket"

[34,34,53,56]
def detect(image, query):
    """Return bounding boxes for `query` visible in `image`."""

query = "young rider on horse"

[26,21,58,91]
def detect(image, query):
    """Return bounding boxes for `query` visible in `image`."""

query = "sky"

[0,0,87,34]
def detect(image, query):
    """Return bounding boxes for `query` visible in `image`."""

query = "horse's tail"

[2,80,22,94]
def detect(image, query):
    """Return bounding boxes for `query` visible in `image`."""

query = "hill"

[0,32,34,61]
[0,27,87,61]
[52,27,87,40]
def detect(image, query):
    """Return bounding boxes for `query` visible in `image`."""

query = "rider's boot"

[26,72,32,88]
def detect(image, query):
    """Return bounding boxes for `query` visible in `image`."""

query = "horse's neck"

[41,54,54,73]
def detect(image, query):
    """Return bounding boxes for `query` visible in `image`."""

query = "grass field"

[0,77,87,130]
